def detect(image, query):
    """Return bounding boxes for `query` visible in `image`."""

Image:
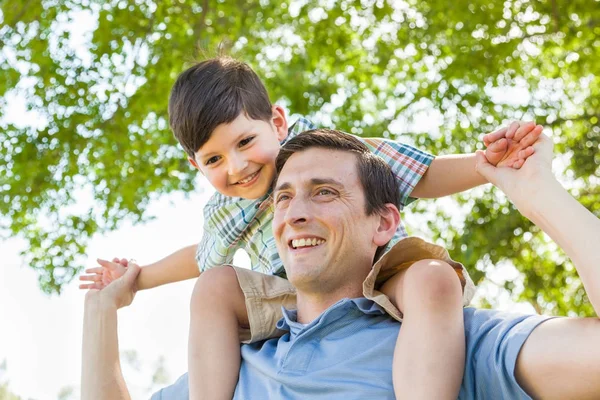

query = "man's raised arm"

[476,134,600,399]
[81,263,141,400]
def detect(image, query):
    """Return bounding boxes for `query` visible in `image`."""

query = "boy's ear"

[373,204,401,247]
[188,157,204,175]
[272,105,288,141]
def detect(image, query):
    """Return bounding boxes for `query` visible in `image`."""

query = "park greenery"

[1,0,598,315]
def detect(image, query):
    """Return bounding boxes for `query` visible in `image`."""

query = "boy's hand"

[79,257,130,290]
[482,121,544,168]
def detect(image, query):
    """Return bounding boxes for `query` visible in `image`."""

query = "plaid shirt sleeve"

[195,195,243,272]
[361,137,435,209]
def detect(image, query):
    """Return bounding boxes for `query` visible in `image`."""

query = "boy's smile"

[189,106,288,199]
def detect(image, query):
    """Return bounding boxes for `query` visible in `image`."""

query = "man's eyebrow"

[274,178,343,193]
[274,182,292,193]
[310,178,343,187]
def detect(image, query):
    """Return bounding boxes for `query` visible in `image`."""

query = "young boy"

[80,57,542,399]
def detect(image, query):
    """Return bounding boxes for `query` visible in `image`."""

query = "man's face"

[190,107,288,199]
[273,148,382,294]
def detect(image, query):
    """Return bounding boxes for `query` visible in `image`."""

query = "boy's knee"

[191,266,239,309]
[405,259,463,304]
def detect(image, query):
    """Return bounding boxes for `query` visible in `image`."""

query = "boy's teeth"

[238,171,258,184]
[292,238,325,248]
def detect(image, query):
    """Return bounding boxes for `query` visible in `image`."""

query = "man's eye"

[205,156,221,166]
[317,189,334,196]
[275,194,291,203]
[239,136,255,147]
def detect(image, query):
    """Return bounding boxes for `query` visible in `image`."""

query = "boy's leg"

[380,259,465,400]
[188,266,249,400]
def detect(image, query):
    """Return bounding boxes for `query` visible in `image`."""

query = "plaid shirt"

[196,118,435,275]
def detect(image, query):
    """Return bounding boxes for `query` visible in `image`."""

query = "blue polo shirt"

[153,299,552,399]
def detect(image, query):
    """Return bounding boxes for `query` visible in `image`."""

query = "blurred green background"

[1,0,598,316]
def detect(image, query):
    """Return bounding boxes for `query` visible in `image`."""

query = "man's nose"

[228,153,248,175]
[284,197,310,226]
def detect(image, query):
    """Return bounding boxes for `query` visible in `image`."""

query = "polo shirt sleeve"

[151,373,189,399]
[361,137,434,209]
[460,308,554,399]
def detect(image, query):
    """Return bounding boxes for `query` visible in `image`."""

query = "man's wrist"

[85,290,119,314]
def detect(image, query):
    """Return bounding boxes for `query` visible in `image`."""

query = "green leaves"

[1,0,598,314]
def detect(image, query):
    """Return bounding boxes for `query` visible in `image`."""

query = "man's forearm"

[137,244,200,290]
[81,294,131,400]
[411,154,487,198]
[516,176,600,313]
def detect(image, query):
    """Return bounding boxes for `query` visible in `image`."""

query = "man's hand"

[84,260,141,310]
[483,121,543,168]
[476,133,554,216]
[79,258,129,290]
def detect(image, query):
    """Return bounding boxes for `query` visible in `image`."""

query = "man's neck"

[294,286,364,324]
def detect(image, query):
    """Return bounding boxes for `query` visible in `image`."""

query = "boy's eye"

[205,155,221,166]
[239,136,255,147]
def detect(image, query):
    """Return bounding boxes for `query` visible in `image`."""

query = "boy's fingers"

[483,127,507,146]
[80,275,101,282]
[512,121,536,142]
[519,125,543,147]
[505,121,521,139]
[85,267,103,274]
[97,258,120,271]
[486,138,507,153]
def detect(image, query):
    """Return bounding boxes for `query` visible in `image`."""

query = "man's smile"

[288,236,326,250]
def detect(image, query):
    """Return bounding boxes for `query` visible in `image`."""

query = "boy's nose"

[228,155,249,176]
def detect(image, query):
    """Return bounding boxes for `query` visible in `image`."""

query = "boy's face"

[189,106,288,199]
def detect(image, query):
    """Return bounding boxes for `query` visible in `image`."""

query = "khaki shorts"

[232,236,476,343]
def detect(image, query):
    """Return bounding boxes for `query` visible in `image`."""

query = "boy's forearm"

[81,294,131,400]
[411,154,487,198]
[137,244,200,290]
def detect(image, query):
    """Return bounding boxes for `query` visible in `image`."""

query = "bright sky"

[0,187,239,398]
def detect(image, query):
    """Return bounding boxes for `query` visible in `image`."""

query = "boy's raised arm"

[410,122,542,199]
[79,244,200,291]
[135,244,200,290]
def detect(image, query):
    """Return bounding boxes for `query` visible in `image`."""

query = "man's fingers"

[483,127,508,146]
[512,159,525,169]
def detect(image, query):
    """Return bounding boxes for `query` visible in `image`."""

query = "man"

[81,130,600,399]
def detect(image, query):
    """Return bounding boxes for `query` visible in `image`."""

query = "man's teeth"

[238,171,258,184]
[292,238,325,248]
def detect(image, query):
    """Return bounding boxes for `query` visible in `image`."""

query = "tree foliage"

[1,0,598,314]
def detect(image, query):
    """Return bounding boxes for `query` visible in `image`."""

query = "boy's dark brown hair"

[169,56,273,158]
[275,129,401,262]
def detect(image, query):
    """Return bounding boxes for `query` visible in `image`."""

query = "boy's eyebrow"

[198,129,255,158]
[274,178,343,193]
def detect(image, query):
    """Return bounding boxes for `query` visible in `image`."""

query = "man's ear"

[188,157,204,175]
[373,204,401,247]
[272,105,288,141]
